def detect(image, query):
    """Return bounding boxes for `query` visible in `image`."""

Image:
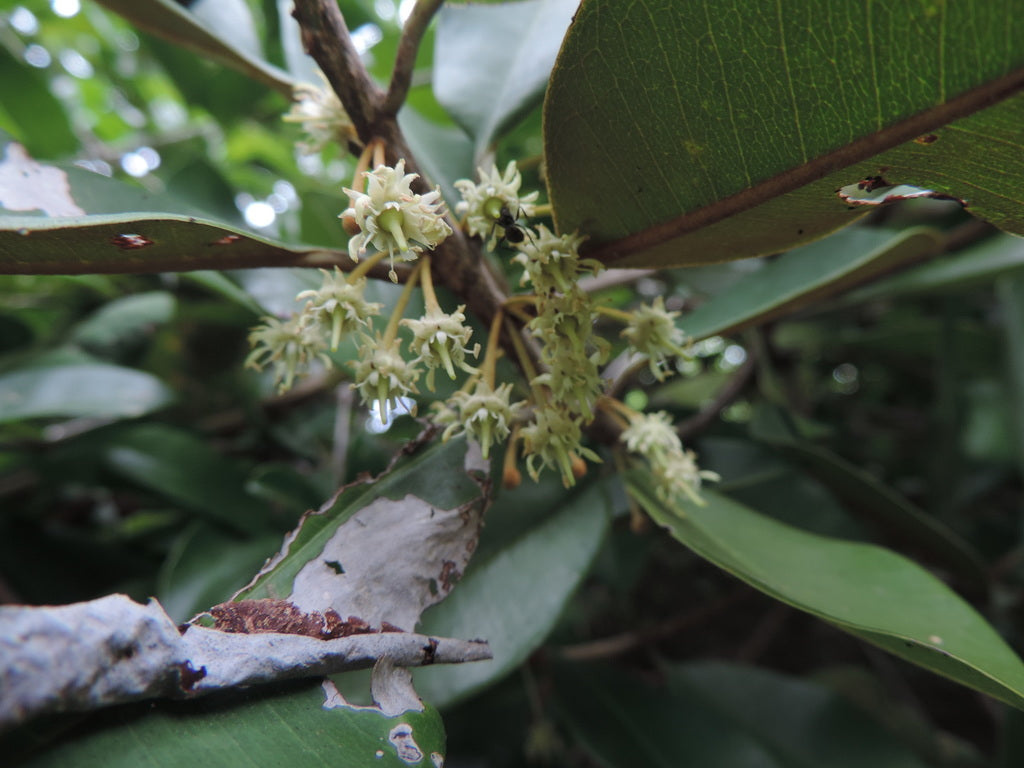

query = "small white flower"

[296,268,382,350]
[342,160,452,281]
[401,306,479,390]
[282,71,355,153]
[622,297,690,381]
[350,334,421,422]
[246,315,329,393]
[439,380,522,460]
[512,225,600,294]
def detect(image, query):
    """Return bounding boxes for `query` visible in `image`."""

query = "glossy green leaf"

[996,272,1024,481]
[70,291,176,354]
[545,0,1024,268]
[625,474,1024,711]
[433,0,578,155]
[157,523,283,623]
[95,0,294,97]
[841,233,1024,307]
[17,681,445,768]
[680,226,943,341]
[749,406,990,597]
[0,48,78,159]
[0,363,173,423]
[412,477,615,708]
[0,137,339,275]
[103,423,276,534]
[556,662,928,768]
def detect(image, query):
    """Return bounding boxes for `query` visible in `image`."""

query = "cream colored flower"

[282,71,356,153]
[622,297,690,381]
[440,380,522,460]
[245,315,329,393]
[455,161,539,250]
[296,268,382,350]
[342,160,452,281]
[350,333,421,422]
[401,306,479,390]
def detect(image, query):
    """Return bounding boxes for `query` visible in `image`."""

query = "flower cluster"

[247,148,720,510]
[620,411,719,507]
[343,160,452,281]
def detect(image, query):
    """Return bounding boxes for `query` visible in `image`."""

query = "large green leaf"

[412,476,615,708]
[555,662,929,768]
[16,681,445,768]
[545,0,1024,267]
[433,0,579,155]
[625,474,1024,710]
[0,362,173,423]
[95,0,294,97]
[680,225,943,341]
[102,423,277,534]
[839,233,1024,307]
[0,138,341,275]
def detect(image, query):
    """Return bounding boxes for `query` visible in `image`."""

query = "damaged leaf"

[232,434,489,633]
[545,0,1024,267]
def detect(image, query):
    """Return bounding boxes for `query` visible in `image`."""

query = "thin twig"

[382,0,445,117]
[677,353,756,442]
[556,588,750,662]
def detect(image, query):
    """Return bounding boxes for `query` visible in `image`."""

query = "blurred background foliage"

[2,1,1024,766]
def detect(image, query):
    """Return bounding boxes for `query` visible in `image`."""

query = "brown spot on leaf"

[209,234,242,246]
[438,560,461,592]
[915,133,938,145]
[177,661,207,691]
[111,233,153,250]
[209,598,384,640]
[857,175,889,192]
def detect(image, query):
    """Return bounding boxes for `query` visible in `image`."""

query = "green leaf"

[433,0,578,155]
[95,0,294,97]
[70,291,177,355]
[545,0,1024,267]
[0,48,78,159]
[103,423,276,534]
[625,474,1024,711]
[157,523,283,623]
[0,363,173,423]
[412,476,615,708]
[841,233,1024,307]
[555,662,930,768]
[16,681,445,768]
[0,137,342,275]
[680,226,943,341]
[749,406,990,597]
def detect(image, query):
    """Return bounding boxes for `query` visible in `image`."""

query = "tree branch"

[382,0,445,117]
[291,0,383,141]
[0,594,491,731]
